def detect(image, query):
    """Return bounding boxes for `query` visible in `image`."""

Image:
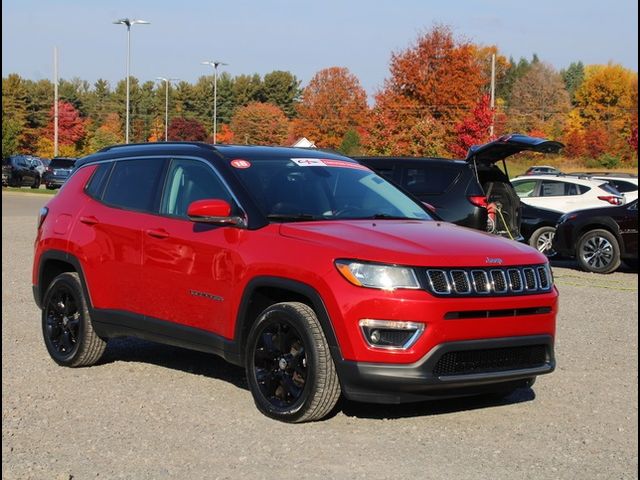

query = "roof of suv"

[77,142,354,168]
[511,174,611,187]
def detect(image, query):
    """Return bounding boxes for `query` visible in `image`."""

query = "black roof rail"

[567,171,638,178]
[98,141,215,153]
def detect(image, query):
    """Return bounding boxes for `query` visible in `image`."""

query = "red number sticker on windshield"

[231,159,251,169]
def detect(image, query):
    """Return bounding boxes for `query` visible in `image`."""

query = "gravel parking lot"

[2,191,638,480]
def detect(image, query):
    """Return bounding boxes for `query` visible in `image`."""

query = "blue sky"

[2,0,638,97]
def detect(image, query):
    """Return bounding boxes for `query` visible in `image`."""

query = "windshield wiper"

[266,213,322,222]
[364,213,417,220]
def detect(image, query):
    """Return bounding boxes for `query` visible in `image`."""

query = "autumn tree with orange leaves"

[231,102,289,145]
[367,25,487,156]
[292,67,369,149]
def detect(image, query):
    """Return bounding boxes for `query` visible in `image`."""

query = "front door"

[141,157,242,336]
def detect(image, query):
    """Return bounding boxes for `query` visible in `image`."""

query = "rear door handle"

[79,216,99,225]
[145,228,170,239]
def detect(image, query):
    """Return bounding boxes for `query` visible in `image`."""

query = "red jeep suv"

[33,143,557,422]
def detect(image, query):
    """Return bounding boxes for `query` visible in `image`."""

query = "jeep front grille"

[424,265,553,297]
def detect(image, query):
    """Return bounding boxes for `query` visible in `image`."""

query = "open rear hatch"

[466,134,564,241]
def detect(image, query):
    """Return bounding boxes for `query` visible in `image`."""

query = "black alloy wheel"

[42,272,106,367]
[253,320,307,409]
[44,284,81,359]
[245,302,341,423]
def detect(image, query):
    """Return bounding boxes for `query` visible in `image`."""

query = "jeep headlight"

[335,260,420,290]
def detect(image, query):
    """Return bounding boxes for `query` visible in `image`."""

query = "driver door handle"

[145,228,170,239]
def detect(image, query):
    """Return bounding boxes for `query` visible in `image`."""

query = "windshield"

[50,158,76,169]
[231,157,432,222]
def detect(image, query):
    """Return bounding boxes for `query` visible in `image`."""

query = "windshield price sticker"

[291,158,370,171]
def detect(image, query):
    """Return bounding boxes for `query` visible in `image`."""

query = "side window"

[578,185,591,194]
[513,180,537,198]
[85,163,113,199]
[540,181,565,197]
[102,158,166,212]
[160,158,232,217]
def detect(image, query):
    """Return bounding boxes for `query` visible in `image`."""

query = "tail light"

[37,207,48,230]
[468,195,488,208]
[597,196,623,206]
[46,167,53,173]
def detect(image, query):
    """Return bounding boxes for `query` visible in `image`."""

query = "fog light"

[359,319,425,350]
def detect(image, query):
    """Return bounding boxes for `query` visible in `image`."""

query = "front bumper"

[334,335,554,403]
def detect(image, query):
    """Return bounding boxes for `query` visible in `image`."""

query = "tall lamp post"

[156,77,179,141]
[201,60,228,144]
[113,18,150,144]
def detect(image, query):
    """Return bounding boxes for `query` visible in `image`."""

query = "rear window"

[600,183,622,196]
[606,180,637,193]
[402,165,461,195]
[50,158,76,168]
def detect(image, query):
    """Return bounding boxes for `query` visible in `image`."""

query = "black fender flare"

[234,276,343,362]
[34,249,91,310]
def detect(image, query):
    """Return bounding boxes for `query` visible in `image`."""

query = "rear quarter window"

[102,158,166,212]
[84,163,113,199]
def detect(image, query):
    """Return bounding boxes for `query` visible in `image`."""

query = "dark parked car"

[355,134,564,241]
[520,204,563,257]
[2,155,42,188]
[43,157,77,189]
[553,199,638,273]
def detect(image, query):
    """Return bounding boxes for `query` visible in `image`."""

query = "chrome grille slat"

[423,265,553,297]
[450,270,471,293]
[427,270,451,294]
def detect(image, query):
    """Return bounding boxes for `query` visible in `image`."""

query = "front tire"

[31,176,41,189]
[529,226,557,257]
[245,302,341,423]
[42,272,107,367]
[577,229,621,274]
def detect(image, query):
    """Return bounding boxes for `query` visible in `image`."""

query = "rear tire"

[576,229,620,274]
[42,272,107,367]
[529,226,557,257]
[245,302,341,423]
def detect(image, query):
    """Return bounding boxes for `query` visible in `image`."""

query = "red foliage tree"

[629,127,638,152]
[450,94,493,157]
[583,125,609,158]
[167,117,208,142]
[45,101,86,146]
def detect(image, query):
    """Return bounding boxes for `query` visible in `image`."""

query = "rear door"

[77,157,167,315]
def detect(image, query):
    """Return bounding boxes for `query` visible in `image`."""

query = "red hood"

[279,220,545,268]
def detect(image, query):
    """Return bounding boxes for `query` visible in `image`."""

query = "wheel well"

[240,286,314,348]
[40,259,76,302]
[576,223,617,244]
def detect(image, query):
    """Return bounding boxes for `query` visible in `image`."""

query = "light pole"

[156,77,179,141]
[113,18,150,144]
[201,60,228,144]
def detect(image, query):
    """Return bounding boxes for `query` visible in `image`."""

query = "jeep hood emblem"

[486,257,503,264]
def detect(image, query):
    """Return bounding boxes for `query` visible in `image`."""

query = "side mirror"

[187,199,245,227]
